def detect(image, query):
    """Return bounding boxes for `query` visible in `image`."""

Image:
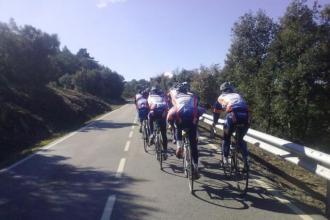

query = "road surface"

[0,104,325,220]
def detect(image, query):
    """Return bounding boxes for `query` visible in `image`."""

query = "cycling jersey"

[135,94,148,110]
[214,92,248,113]
[148,94,167,111]
[167,89,198,122]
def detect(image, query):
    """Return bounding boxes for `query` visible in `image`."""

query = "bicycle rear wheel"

[155,132,163,170]
[235,152,249,195]
[142,121,148,152]
[222,145,233,177]
[184,139,194,193]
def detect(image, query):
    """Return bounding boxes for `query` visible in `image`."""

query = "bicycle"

[221,124,249,195]
[182,128,195,194]
[153,120,166,170]
[142,119,149,152]
[213,123,249,195]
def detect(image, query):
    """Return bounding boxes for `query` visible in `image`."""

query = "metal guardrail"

[200,113,330,217]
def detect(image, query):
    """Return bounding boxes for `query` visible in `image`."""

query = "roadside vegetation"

[0,19,125,163]
[125,0,330,153]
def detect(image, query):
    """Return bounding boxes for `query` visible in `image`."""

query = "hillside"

[0,85,121,163]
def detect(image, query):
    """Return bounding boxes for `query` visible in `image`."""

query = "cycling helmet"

[150,85,160,94]
[220,81,234,93]
[142,89,149,97]
[177,82,190,93]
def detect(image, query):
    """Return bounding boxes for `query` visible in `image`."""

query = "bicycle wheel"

[183,137,188,177]
[222,145,232,177]
[184,138,194,193]
[155,133,159,160]
[156,132,163,170]
[235,151,249,195]
[183,145,187,177]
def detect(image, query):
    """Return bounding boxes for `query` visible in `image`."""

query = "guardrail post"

[326,180,330,218]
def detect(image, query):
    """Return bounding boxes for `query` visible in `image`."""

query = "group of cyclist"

[134,81,250,179]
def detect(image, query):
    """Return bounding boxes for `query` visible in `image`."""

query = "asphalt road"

[0,104,326,220]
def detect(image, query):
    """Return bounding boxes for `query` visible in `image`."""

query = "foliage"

[123,1,330,151]
[0,20,125,101]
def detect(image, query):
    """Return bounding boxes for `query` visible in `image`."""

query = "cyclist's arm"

[213,101,222,126]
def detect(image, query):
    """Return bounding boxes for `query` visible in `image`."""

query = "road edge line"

[100,195,116,220]
[0,104,128,173]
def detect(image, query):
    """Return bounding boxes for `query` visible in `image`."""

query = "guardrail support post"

[326,180,330,218]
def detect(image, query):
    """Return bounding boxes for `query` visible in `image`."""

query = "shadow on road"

[189,135,324,216]
[80,120,138,132]
[0,153,158,220]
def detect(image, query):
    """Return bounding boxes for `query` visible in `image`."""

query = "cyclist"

[135,89,149,133]
[166,88,177,144]
[212,82,250,167]
[167,82,201,178]
[147,86,168,158]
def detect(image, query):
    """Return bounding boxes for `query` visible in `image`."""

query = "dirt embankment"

[0,85,119,163]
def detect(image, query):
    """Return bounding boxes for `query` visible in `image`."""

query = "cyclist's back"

[148,86,168,156]
[135,90,149,132]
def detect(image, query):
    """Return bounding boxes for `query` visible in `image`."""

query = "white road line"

[254,179,314,220]
[115,158,126,178]
[100,195,116,220]
[128,131,133,139]
[0,104,129,173]
[124,141,131,152]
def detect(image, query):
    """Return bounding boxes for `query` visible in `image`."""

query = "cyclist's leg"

[237,126,249,164]
[169,120,177,144]
[138,108,144,132]
[175,121,183,158]
[184,120,199,178]
[160,117,168,151]
[148,111,154,134]
[148,111,155,143]
[172,124,177,143]
[187,122,198,165]
[222,113,234,159]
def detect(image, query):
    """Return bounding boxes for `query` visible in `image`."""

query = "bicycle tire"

[235,151,249,195]
[142,121,148,152]
[188,143,194,193]
[231,147,237,176]
[156,131,163,170]
[155,134,160,160]
[222,144,234,177]
[183,137,188,177]
[183,137,193,193]
[183,147,187,177]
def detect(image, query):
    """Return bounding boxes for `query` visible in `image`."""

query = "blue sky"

[0,0,328,81]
